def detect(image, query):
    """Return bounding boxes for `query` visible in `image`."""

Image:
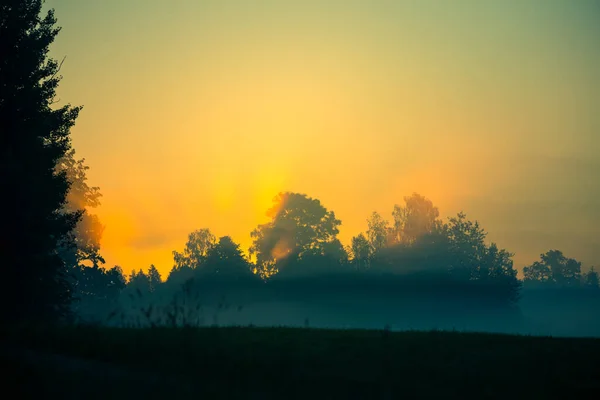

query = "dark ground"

[4,326,600,399]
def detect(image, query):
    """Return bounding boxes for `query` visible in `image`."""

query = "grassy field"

[5,326,600,399]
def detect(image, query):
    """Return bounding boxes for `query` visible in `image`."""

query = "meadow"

[6,325,600,399]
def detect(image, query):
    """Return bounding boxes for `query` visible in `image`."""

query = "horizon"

[44,0,600,278]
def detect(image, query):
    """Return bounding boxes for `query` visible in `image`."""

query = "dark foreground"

[4,326,600,399]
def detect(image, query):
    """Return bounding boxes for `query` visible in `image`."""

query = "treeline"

[71,190,599,327]
[3,1,598,328]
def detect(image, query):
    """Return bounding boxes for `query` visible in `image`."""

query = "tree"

[523,261,552,285]
[1,0,82,323]
[391,193,440,244]
[442,212,487,278]
[440,212,519,302]
[71,264,125,323]
[147,264,162,293]
[351,233,371,271]
[542,250,581,287]
[172,228,216,270]
[202,236,254,279]
[523,250,582,287]
[366,212,390,254]
[127,269,151,294]
[250,192,342,277]
[583,267,599,288]
[106,266,127,294]
[56,149,105,269]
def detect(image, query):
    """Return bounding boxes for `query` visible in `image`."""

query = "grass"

[5,325,600,399]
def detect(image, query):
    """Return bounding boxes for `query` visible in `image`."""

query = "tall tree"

[523,250,582,287]
[366,211,390,254]
[147,264,162,293]
[392,193,440,244]
[202,236,254,279]
[172,228,216,270]
[56,149,105,269]
[127,269,151,294]
[71,264,125,323]
[1,0,82,323]
[523,261,553,285]
[543,250,581,287]
[249,192,342,276]
[442,212,487,277]
[583,267,599,288]
[351,233,371,271]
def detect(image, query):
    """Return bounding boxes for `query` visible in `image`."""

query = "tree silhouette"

[523,261,553,286]
[1,0,82,323]
[523,250,582,287]
[249,192,342,277]
[147,264,162,293]
[350,233,371,271]
[583,267,599,288]
[129,269,151,291]
[166,264,195,287]
[57,149,105,271]
[71,264,125,322]
[202,236,255,279]
[366,211,391,254]
[392,193,440,245]
[172,228,216,270]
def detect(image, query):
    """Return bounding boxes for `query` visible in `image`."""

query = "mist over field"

[3,1,600,398]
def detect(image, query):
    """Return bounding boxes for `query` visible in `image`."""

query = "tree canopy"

[523,250,582,287]
[250,192,342,277]
[1,0,82,323]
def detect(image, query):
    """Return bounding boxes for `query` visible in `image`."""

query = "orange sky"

[45,0,600,278]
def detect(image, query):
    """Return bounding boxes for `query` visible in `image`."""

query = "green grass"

[5,326,600,399]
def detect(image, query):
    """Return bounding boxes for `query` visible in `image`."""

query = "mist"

[4,1,600,398]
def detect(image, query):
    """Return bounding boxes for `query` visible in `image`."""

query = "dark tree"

[350,233,371,270]
[172,228,216,270]
[249,192,342,277]
[583,267,599,288]
[1,0,82,323]
[71,264,125,323]
[523,250,582,287]
[166,264,194,287]
[523,261,553,286]
[201,236,255,279]
[372,211,520,304]
[128,269,151,294]
[147,264,162,292]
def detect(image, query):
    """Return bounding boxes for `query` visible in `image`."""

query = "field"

[5,326,600,399]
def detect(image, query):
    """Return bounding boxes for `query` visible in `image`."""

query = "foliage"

[249,192,342,277]
[128,269,151,294]
[172,228,216,270]
[57,148,105,269]
[201,236,255,279]
[391,193,440,244]
[366,211,390,254]
[1,0,82,323]
[583,267,599,288]
[350,233,371,271]
[523,250,582,287]
[147,265,162,292]
[70,265,125,323]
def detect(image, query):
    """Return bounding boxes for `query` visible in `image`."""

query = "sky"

[44,0,600,278]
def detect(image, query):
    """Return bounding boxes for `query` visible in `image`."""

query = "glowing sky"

[45,0,600,277]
